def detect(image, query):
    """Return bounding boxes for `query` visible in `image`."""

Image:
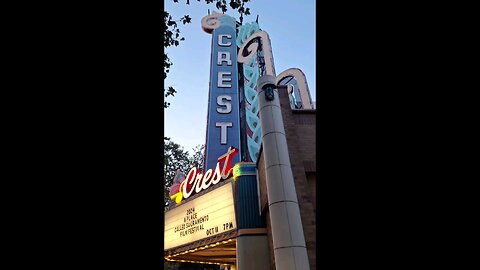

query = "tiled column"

[233,163,269,270]
[257,75,310,270]
[236,234,269,270]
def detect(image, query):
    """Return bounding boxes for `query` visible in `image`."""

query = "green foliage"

[190,143,205,172]
[164,137,205,209]
[164,0,253,108]
[164,10,191,107]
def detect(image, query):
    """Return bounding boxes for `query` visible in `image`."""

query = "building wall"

[257,87,316,270]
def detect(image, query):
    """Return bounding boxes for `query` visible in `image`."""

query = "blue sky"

[165,0,316,154]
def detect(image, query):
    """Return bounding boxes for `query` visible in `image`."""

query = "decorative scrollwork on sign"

[276,68,314,110]
[201,11,225,33]
[238,30,276,77]
[237,22,262,162]
[236,22,259,47]
[201,11,236,33]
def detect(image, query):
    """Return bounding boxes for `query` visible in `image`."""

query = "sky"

[165,0,316,154]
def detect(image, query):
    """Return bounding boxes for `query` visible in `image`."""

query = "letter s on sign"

[216,95,232,114]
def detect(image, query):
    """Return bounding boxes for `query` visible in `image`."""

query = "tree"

[164,0,253,108]
[189,143,205,172]
[164,137,205,209]
[164,137,191,208]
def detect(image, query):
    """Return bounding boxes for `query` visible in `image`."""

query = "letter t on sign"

[215,122,233,144]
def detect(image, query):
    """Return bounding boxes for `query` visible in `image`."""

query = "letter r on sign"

[217,52,232,66]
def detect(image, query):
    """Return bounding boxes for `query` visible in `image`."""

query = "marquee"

[164,182,237,250]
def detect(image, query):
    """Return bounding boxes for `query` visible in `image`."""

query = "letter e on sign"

[217,72,232,88]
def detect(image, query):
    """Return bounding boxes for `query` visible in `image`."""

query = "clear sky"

[165,0,316,154]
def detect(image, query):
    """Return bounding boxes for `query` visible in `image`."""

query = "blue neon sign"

[204,19,241,171]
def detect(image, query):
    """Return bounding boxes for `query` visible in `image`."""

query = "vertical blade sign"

[202,13,241,171]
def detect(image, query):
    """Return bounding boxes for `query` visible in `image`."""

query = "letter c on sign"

[218,34,232,46]
[182,167,197,199]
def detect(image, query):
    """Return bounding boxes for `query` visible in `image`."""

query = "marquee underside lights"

[165,238,236,266]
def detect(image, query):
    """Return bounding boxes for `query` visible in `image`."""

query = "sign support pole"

[239,31,310,269]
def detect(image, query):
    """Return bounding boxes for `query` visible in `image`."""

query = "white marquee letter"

[216,122,233,144]
[218,34,232,46]
[217,95,232,114]
[218,72,232,88]
[182,167,197,199]
[217,52,232,66]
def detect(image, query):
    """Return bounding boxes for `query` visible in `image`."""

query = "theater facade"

[164,12,316,270]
